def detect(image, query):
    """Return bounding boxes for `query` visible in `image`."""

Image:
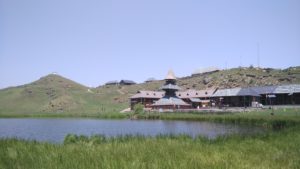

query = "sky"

[0,0,300,88]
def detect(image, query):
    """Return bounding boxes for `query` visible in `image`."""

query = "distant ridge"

[0,66,300,115]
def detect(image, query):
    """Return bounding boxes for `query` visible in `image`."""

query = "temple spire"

[165,69,176,80]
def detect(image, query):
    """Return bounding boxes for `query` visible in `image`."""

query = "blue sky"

[1,0,299,88]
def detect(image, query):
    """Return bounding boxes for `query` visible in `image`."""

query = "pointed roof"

[165,70,176,80]
[152,96,191,107]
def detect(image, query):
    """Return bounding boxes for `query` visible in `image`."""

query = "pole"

[257,43,260,68]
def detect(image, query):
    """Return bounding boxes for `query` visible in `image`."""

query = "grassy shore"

[1,109,300,168]
[134,108,300,128]
[1,126,300,169]
[1,108,300,129]
[0,112,128,119]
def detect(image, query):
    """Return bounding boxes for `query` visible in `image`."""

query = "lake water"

[0,118,266,143]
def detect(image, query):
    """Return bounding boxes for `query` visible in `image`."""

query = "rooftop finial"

[165,69,176,80]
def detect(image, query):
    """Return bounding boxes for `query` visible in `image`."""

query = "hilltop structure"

[145,78,156,83]
[120,80,136,85]
[192,67,220,77]
[105,80,136,86]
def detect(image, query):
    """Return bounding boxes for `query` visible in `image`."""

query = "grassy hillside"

[0,74,116,115]
[0,66,300,115]
[177,66,300,89]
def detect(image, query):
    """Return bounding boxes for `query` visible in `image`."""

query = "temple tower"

[151,70,191,109]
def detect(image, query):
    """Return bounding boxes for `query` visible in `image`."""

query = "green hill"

[0,66,300,116]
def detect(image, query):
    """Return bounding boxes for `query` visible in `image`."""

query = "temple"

[151,70,192,110]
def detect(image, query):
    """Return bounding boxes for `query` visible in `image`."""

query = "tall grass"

[0,112,128,119]
[136,108,300,129]
[1,126,300,169]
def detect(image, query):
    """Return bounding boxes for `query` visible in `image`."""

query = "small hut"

[105,80,119,86]
[120,80,136,85]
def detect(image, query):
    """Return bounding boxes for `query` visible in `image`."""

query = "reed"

[1,126,300,169]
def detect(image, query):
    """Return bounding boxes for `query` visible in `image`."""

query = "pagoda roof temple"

[151,70,192,109]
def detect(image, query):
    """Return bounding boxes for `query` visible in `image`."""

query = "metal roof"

[212,88,242,97]
[130,89,217,99]
[130,91,164,99]
[152,96,190,106]
[238,88,260,97]
[131,84,300,100]
[248,86,277,94]
[213,87,261,97]
[212,84,300,97]
[273,84,300,94]
[177,89,216,98]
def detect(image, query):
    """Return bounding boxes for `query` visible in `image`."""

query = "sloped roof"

[130,91,164,99]
[130,89,217,99]
[212,84,300,97]
[212,87,260,97]
[212,88,242,97]
[177,89,216,98]
[247,84,300,94]
[248,86,277,94]
[152,96,191,106]
[238,88,260,97]
[273,84,300,94]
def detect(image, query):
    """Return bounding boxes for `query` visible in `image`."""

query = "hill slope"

[0,74,86,114]
[0,66,300,115]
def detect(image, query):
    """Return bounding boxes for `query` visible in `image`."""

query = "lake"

[0,118,266,143]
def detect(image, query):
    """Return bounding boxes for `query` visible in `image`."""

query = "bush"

[133,103,144,115]
[64,134,78,144]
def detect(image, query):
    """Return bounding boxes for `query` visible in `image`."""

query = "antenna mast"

[257,43,260,68]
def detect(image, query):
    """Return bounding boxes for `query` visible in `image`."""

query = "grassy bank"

[1,108,300,129]
[0,112,128,119]
[1,126,300,169]
[133,108,300,128]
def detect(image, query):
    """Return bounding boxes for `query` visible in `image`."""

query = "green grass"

[1,126,300,169]
[1,108,300,168]
[0,112,128,119]
[133,108,300,128]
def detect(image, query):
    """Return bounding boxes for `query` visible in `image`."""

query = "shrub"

[64,134,78,144]
[133,103,144,115]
